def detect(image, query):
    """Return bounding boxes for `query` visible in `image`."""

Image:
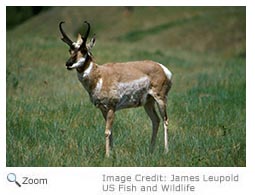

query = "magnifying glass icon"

[7,173,21,187]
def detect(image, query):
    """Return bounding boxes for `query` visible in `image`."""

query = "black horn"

[80,21,91,48]
[59,21,73,47]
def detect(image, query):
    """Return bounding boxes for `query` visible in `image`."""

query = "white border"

[0,0,7,173]
[1,1,254,195]
[0,0,249,6]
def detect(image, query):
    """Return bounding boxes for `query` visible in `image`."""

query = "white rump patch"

[158,63,172,80]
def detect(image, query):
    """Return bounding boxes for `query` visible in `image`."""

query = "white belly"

[115,77,150,110]
[90,76,151,110]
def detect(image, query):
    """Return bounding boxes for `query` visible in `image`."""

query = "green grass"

[6,6,246,167]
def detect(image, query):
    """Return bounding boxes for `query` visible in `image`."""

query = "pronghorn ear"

[87,35,96,51]
[76,33,83,45]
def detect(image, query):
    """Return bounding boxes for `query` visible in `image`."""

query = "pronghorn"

[59,21,173,157]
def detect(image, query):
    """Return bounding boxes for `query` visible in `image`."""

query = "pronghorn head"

[59,21,96,70]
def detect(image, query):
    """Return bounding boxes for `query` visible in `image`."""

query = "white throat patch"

[69,57,85,69]
[77,61,94,82]
[84,61,93,77]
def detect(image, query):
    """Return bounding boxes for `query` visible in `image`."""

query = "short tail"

[158,63,172,81]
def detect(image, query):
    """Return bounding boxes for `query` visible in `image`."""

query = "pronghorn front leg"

[103,109,115,157]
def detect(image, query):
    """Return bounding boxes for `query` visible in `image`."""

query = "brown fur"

[76,57,172,157]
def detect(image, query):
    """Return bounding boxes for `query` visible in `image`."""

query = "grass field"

[6,6,246,167]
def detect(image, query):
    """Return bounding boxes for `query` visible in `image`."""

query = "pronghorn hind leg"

[155,98,169,153]
[101,108,115,157]
[144,97,160,153]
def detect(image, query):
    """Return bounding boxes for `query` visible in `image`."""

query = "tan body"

[78,60,171,110]
[59,21,173,157]
[77,59,172,156]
